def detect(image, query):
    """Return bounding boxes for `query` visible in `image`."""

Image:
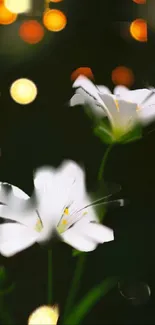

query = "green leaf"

[64,276,119,325]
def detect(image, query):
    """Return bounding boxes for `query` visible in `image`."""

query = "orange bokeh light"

[19,20,44,44]
[112,66,134,87]
[43,9,67,32]
[133,0,146,4]
[50,0,63,2]
[130,19,147,42]
[71,67,94,81]
[0,2,17,25]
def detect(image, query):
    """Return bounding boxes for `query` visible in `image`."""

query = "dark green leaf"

[64,276,119,325]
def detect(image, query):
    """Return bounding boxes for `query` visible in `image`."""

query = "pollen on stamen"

[64,208,69,215]
[62,219,67,225]
[114,100,119,111]
[136,105,141,111]
[35,218,43,233]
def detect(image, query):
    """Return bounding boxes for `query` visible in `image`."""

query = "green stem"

[63,254,85,322]
[48,249,52,305]
[98,144,113,181]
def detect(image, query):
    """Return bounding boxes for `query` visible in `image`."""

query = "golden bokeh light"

[130,19,147,42]
[133,0,146,4]
[28,305,59,325]
[50,0,63,2]
[112,66,135,87]
[10,78,37,105]
[19,20,44,44]
[0,2,17,25]
[43,9,67,32]
[71,67,94,81]
[4,0,31,14]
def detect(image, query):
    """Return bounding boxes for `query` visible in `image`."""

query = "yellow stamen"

[62,219,67,225]
[83,211,88,216]
[136,105,141,111]
[35,218,43,233]
[114,99,119,111]
[64,208,69,215]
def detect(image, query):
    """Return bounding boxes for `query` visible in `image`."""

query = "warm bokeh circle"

[112,66,135,87]
[43,9,67,32]
[19,20,44,44]
[132,0,146,4]
[0,2,17,25]
[130,19,147,42]
[10,78,38,105]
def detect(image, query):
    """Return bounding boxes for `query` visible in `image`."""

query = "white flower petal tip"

[113,85,129,97]
[84,222,114,244]
[72,75,92,89]
[97,85,112,95]
[34,167,55,190]
[70,94,85,106]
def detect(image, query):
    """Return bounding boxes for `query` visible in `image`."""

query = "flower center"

[57,207,88,234]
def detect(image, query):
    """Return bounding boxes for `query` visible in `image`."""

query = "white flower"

[0,161,115,257]
[70,75,155,130]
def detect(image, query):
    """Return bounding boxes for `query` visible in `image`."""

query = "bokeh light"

[19,20,44,44]
[133,0,146,4]
[0,2,17,25]
[118,279,151,305]
[130,19,147,42]
[4,0,31,14]
[43,9,67,32]
[50,0,63,2]
[10,78,38,105]
[71,67,94,81]
[112,66,134,87]
[28,305,59,325]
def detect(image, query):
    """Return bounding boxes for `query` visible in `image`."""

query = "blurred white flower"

[70,76,155,141]
[0,161,116,257]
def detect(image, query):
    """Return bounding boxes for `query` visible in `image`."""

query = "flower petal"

[113,86,129,98]
[97,85,112,95]
[0,223,38,257]
[73,76,104,104]
[70,93,85,107]
[73,221,114,243]
[115,88,152,105]
[100,94,138,130]
[33,167,59,225]
[138,103,155,125]
[34,161,87,228]
[61,227,97,251]
[0,182,29,200]
[72,76,108,117]
[0,204,38,228]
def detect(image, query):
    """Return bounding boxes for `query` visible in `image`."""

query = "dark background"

[0,0,154,324]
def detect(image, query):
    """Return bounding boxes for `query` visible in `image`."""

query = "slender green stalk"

[98,144,113,181]
[48,249,52,305]
[63,254,85,322]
